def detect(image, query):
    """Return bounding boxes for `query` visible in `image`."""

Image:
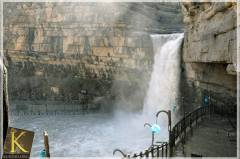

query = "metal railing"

[113,106,210,158]
[133,142,168,158]
[113,142,168,158]
[170,106,209,147]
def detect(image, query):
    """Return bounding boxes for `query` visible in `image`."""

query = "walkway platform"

[173,114,237,157]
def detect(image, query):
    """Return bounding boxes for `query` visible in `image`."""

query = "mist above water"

[11,113,152,157]
[10,33,184,157]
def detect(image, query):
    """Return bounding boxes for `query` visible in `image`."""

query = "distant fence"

[9,100,101,116]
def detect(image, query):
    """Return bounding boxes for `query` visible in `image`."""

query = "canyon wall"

[180,2,237,116]
[3,2,183,113]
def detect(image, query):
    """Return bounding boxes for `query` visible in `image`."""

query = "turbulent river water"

[10,112,160,157]
[10,33,184,157]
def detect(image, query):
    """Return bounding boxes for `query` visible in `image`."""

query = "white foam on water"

[10,113,152,157]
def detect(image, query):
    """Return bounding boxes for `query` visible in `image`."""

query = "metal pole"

[183,112,187,144]
[155,110,172,157]
[168,111,173,157]
[144,123,154,146]
[43,131,50,158]
[182,97,184,115]
[151,132,154,147]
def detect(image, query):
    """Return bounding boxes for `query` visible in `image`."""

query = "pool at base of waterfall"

[8,33,182,157]
[10,112,169,157]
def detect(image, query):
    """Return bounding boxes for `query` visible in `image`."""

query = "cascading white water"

[143,33,184,124]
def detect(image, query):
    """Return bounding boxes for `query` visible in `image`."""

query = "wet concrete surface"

[173,114,237,157]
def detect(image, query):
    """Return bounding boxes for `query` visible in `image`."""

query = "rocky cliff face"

[3,2,183,113]
[180,2,237,115]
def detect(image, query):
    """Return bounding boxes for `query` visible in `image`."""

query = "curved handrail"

[144,123,154,146]
[113,149,127,157]
[156,110,171,132]
[170,106,209,146]
[144,123,152,127]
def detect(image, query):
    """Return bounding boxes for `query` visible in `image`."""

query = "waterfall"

[143,33,184,123]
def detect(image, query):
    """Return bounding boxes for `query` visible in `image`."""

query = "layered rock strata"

[180,2,237,116]
[3,2,183,113]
